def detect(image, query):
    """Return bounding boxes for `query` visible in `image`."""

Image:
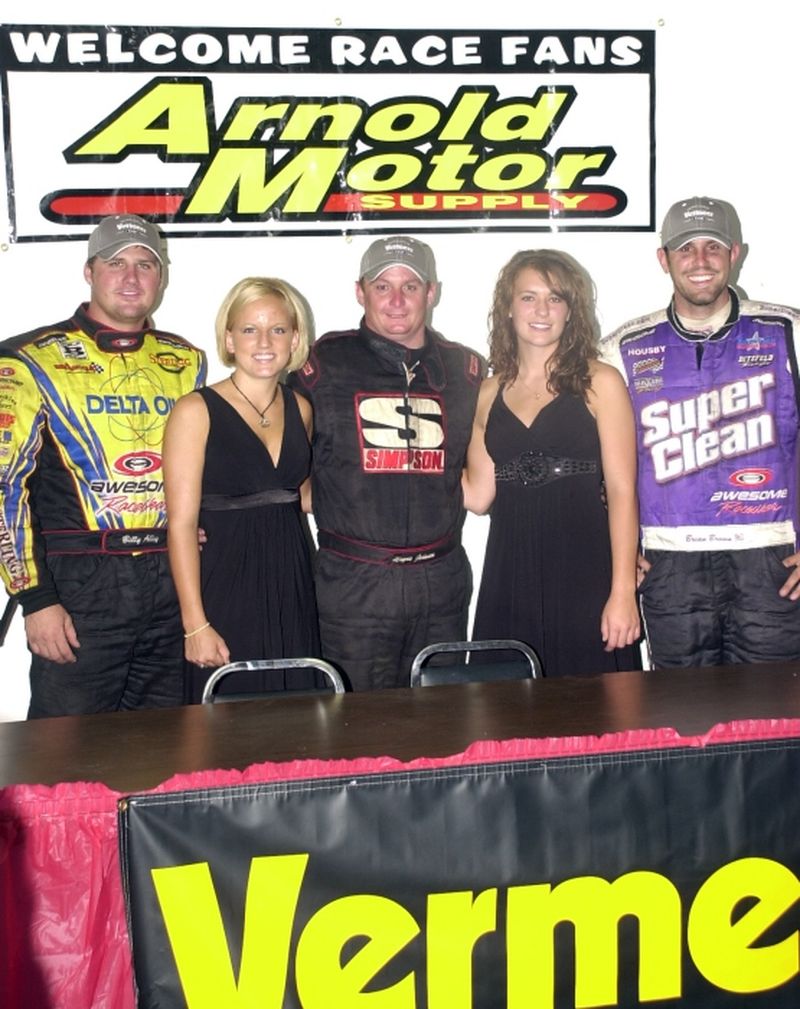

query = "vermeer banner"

[120,736,800,1008]
[0,25,655,239]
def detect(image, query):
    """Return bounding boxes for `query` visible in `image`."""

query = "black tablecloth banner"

[120,736,800,1008]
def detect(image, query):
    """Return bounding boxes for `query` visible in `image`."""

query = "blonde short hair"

[214,277,311,371]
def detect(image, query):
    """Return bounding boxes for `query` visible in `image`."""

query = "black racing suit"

[290,321,484,689]
[0,305,206,715]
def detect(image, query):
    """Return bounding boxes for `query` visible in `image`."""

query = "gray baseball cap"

[87,214,163,264]
[660,197,737,251]
[360,235,435,283]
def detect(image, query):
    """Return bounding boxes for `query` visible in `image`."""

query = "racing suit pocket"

[761,544,797,596]
[47,554,111,614]
[637,550,676,604]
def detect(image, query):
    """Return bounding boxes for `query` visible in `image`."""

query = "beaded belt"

[494,451,598,487]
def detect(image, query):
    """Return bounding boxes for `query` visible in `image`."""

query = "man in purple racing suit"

[290,236,485,690]
[602,196,800,667]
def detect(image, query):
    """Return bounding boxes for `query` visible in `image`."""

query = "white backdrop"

[0,2,796,718]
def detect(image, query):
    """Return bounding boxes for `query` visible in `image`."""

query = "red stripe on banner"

[45,193,184,218]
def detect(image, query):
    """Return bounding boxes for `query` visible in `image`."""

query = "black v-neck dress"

[472,387,638,677]
[185,385,321,700]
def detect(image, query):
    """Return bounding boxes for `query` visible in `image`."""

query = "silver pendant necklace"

[229,376,279,427]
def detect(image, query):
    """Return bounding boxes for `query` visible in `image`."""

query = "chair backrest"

[201,658,346,704]
[410,639,542,687]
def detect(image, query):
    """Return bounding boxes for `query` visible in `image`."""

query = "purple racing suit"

[602,290,800,666]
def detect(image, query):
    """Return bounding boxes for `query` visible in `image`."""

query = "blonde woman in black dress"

[163,277,320,700]
[463,250,640,676]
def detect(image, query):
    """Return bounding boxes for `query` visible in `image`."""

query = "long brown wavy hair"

[488,249,600,397]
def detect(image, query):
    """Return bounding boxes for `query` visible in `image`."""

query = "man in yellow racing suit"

[0,215,206,716]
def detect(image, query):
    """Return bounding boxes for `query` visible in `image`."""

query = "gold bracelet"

[184,621,210,639]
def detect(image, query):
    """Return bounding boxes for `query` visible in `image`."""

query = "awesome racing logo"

[709,467,788,520]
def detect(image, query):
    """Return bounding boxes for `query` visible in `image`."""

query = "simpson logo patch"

[355,392,445,473]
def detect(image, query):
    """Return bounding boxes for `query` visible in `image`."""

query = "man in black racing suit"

[290,236,484,689]
[0,215,206,716]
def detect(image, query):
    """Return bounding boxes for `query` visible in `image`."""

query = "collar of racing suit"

[74,302,153,353]
[358,320,448,390]
[666,286,740,344]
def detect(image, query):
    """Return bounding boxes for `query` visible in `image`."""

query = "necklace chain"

[514,376,552,401]
[229,376,279,428]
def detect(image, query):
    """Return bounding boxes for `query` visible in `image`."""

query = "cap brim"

[363,259,426,282]
[95,240,163,264]
[665,232,732,251]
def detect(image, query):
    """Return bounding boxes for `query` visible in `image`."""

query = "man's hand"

[779,551,800,601]
[24,604,80,663]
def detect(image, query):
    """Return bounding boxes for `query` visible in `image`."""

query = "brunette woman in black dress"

[463,251,640,677]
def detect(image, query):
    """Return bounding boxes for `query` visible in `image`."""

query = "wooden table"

[2,661,799,790]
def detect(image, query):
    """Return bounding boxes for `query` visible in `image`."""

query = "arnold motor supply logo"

[0,24,655,239]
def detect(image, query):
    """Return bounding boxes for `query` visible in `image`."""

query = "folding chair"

[201,658,345,704]
[410,639,542,687]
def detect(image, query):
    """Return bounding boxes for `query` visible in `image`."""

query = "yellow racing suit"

[0,303,206,714]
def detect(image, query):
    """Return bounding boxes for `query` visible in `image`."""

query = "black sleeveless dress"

[472,388,639,677]
[185,385,321,701]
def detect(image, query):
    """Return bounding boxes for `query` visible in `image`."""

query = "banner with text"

[0,24,655,240]
[120,735,800,1008]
